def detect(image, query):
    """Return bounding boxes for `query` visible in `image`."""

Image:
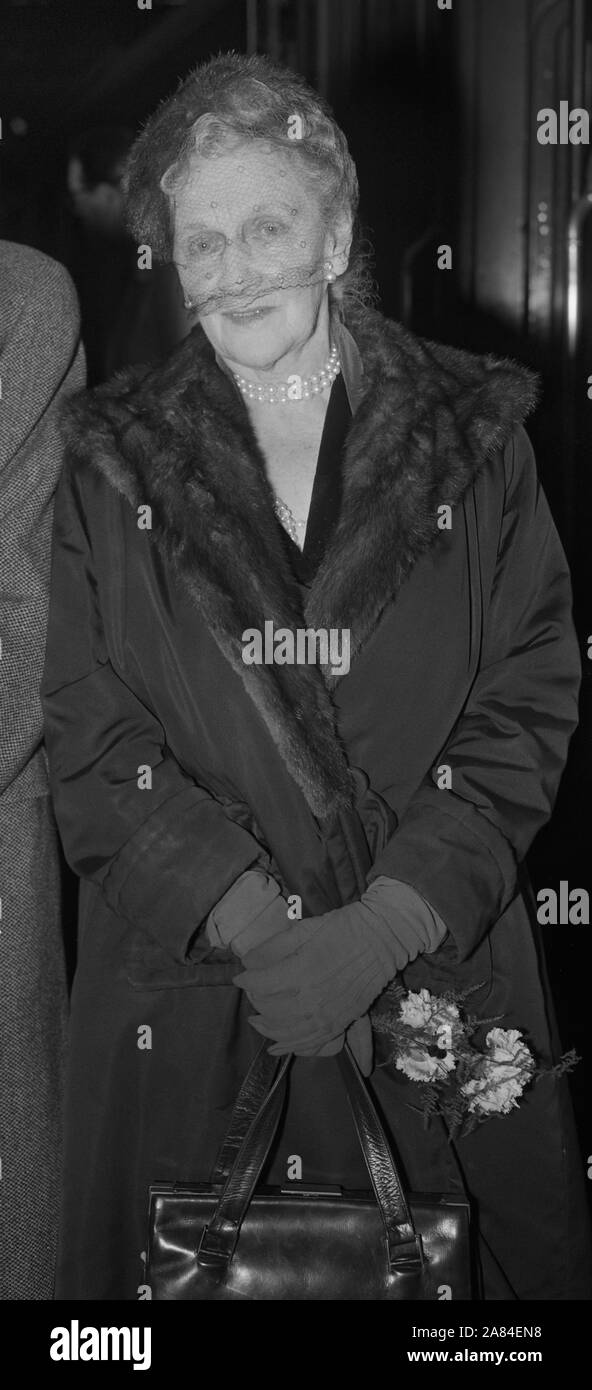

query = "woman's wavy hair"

[124,51,376,316]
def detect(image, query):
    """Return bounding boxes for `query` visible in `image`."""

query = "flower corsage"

[370,982,578,1139]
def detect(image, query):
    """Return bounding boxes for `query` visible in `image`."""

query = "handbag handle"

[211,1043,282,1185]
[199,1044,423,1276]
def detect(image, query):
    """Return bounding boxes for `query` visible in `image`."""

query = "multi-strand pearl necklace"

[231,344,341,547]
[232,344,340,405]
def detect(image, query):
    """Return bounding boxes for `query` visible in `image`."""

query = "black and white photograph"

[1,0,591,1358]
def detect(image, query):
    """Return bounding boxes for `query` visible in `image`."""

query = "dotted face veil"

[161,114,341,319]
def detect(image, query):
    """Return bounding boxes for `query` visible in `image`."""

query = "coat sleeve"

[40,456,268,963]
[368,426,581,962]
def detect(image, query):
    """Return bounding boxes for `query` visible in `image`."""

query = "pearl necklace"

[232,345,340,404]
[273,496,306,547]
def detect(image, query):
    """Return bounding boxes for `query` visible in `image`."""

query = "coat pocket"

[124,932,239,990]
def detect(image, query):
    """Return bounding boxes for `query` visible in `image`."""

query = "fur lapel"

[307,310,539,663]
[64,306,538,819]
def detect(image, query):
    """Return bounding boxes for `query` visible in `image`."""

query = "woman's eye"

[253,219,286,239]
[187,234,223,257]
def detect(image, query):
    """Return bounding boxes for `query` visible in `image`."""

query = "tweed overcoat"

[41,303,592,1301]
[0,242,85,1298]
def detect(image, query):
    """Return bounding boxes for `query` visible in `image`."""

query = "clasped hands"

[206,870,437,1075]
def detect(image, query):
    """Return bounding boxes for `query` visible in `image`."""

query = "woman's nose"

[217,237,253,293]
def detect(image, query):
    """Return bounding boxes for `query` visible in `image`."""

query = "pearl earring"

[184,295,194,310]
[325,259,336,283]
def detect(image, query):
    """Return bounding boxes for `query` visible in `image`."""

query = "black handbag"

[147,1043,475,1300]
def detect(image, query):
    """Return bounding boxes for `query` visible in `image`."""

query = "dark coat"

[41,303,592,1301]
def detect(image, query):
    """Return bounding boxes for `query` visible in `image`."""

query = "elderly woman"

[42,52,591,1301]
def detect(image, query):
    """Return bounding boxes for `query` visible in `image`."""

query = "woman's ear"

[327,211,354,277]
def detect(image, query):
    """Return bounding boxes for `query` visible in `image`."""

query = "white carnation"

[399,989,434,1029]
[396,1043,456,1083]
[484,1028,534,1071]
[461,1029,535,1116]
[399,989,460,1037]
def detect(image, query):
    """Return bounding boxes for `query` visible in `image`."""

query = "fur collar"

[64,305,538,819]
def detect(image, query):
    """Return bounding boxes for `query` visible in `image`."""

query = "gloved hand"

[313,1014,374,1076]
[205,869,290,957]
[206,870,375,1073]
[233,877,446,1057]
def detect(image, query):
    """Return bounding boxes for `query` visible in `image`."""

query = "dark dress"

[41,304,592,1300]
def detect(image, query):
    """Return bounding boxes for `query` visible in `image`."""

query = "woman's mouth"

[223,306,276,325]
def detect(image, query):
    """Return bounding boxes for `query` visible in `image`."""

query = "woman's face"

[171,142,347,371]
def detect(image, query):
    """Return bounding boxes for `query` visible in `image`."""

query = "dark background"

[1,0,590,1168]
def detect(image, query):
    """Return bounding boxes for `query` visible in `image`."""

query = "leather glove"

[234,877,447,1056]
[206,869,374,1074]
